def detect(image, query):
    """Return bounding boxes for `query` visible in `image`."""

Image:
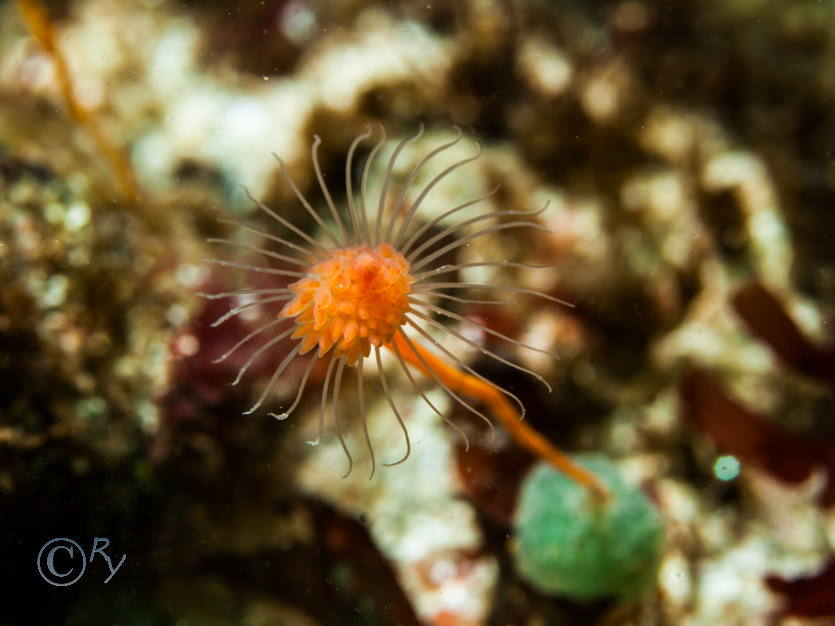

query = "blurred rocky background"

[1,0,834,624]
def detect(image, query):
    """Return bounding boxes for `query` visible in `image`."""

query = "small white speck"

[174,333,200,357]
[44,202,64,225]
[64,201,91,231]
[175,263,207,287]
[166,303,189,326]
[280,1,317,44]
[429,557,457,583]
[137,400,159,432]
[714,455,741,481]
[43,275,69,308]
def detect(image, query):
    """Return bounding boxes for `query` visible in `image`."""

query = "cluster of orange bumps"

[283,243,412,366]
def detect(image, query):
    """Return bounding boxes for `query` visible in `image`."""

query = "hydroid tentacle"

[376,126,424,245]
[203,127,606,497]
[243,343,302,413]
[332,359,352,477]
[397,328,496,439]
[312,134,350,245]
[243,187,330,256]
[345,126,374,242]
[394,136,483,249]
[409,297,557,368]
[399,185,500,257]
[271,155,343,249]
[208,293,295,328]
[270,352,318,421]
[386,128,463,244]
[212,318,290,364]
[375,346,411,466]
[309,355,337,447]
[403,313,529,420]
[389,333,471,451]
[409,219,552,273]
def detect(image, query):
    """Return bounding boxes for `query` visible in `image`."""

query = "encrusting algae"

[205,125,607,497]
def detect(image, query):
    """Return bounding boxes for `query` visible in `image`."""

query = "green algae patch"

[513,455,665,602]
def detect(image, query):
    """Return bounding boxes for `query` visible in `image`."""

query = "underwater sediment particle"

[513,455,665,602]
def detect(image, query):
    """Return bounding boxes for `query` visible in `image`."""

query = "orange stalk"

[17,0,139,203]
[389,332,609,500]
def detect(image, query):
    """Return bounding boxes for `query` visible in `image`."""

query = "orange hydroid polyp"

[202,125,605,497]
[281,243,412,365]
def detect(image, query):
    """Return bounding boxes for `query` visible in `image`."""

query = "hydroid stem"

[389,332,609,500]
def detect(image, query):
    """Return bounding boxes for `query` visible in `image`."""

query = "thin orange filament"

[389,332,609,500]
[17,0,139,203]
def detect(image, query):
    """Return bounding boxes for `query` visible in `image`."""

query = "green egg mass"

[513,455,665,602]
